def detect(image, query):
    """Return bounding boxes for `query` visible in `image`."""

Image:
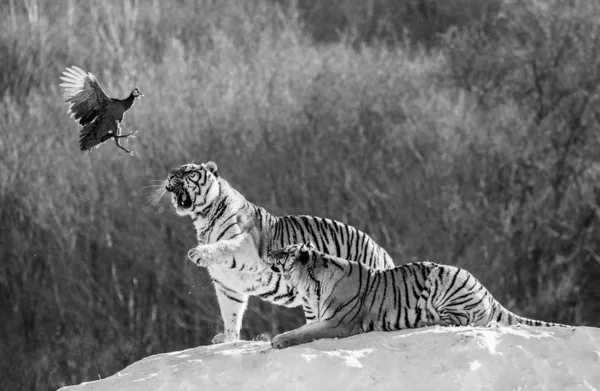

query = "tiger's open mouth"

[175,190,192,209]
[166,184,192,209]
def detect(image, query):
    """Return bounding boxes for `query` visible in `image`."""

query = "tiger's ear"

[298,247,311,264]
[205,161,218,177]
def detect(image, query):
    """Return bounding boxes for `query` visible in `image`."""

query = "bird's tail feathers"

[79,123,98,151]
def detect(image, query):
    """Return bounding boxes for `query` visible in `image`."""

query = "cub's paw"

[270,334,293,349]
[187,247,214,267]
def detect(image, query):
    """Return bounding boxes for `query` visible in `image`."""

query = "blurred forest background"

[1,0,600,389]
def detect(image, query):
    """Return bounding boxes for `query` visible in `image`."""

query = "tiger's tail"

[489,301,568,327]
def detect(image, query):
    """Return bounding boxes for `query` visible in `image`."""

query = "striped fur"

[267,243,568,349]
[162,162,394,344]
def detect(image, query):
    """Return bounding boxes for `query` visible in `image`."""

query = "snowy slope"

[60,326,600,391]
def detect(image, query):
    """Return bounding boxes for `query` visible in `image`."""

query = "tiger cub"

[267,243,567,349]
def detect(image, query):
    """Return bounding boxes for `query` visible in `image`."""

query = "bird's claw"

[123,131,138,141]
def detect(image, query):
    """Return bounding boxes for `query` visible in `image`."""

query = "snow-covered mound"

[60,326,600,391]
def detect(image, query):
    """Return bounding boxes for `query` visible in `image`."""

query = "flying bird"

[59,66,143,156]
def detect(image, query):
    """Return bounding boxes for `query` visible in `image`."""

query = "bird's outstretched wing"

[59,66,111,126]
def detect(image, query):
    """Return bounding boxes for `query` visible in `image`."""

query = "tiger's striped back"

[272,215,392,270]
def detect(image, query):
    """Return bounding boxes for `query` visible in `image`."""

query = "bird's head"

[131,87,143,98]
[162,161,220,217]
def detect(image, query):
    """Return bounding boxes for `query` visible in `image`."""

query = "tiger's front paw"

[211,331,239,344]
[271,334,293,349]
[211,333,227,344]
[187,246,215,267]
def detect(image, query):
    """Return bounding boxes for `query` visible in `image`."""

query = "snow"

[59,326,600,391]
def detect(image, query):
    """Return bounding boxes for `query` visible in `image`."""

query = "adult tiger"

[266,243,568,349]
[155,161,394,344]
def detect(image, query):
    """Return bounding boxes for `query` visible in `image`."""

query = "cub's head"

[268,242,317,276]
[163,161,219,216]
[268,241,340,279]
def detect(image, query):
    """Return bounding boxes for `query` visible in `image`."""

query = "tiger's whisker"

[147,180,168,205]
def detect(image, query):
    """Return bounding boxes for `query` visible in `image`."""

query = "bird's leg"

[113,120,136,156]
[114,130,138,140]
[114,120,137,140]
[115,120,123,136]
[114,137,136,156]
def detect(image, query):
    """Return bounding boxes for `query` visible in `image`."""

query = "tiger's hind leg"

[271,320,353,349]
[414,269,448,328]
[422,266,495,327]
[211,285,249,344]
